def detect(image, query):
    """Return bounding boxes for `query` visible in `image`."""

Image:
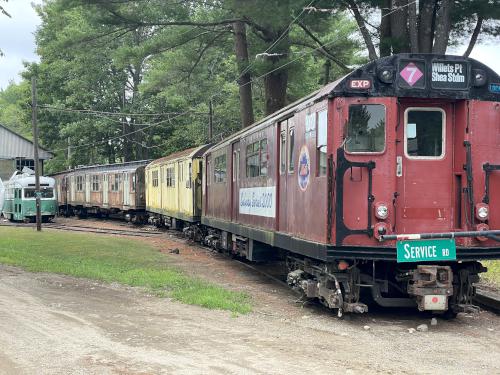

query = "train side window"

[317,109,328,176]
[214,154,227,183]
[405,108,445,159]
[345,104,386,153]
[288,127,295,173]
[152,170,159,187]
[280,130,286,175]
[179,163,184,182]
[91,175,100,192]
[131,175,136,192]
[260,139,268,177]
[246,139,268,178]
[111,174,121,191]
[76,175,84,191]
[166,167,176,187]
[232,150,240,182]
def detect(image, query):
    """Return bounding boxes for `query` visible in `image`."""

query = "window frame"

[316,109,328,177]
[288,127,295,174]
[214,154,227,183]
[152,170,159,188]
[279,130,287,175]
[111,173,121,192]
[404,107,446,161]
[245,139,268,178]
[91,175,100,192]
[232,150,240,182]
[344,103,387,155]
[76,175,84,192]
[166,166,176,187]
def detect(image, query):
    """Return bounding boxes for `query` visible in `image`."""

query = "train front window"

[345,104,386,153]
[24,188,54,199]
[405,108,444,158]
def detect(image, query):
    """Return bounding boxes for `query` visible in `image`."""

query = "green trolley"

[2,172,57,222]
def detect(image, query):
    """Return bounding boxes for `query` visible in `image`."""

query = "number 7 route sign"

[400,62,424,87]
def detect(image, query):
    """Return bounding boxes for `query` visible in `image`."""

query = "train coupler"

[405,265,453,311]
[287,269,367,314]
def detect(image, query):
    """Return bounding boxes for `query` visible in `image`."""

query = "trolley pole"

[31,77,42,231]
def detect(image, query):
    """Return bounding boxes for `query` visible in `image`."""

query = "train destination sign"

[431,61,468,89]
[396,239,456,263]
[239,186,276,218]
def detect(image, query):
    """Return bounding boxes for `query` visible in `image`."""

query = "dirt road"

[0,260,499,375]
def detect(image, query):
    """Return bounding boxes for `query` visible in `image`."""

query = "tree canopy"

[0,0,497,174]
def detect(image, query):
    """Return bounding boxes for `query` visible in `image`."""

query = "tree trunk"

[408,0,418,53]
[463,15,483,57]
[379,0,392,57]
[418,0,436,53]
[324,59,331,84]
[390,0,410,53]
[432,0,453,54]
[347,0,378,60]
[233,20,254,128]
[264,62,288,114]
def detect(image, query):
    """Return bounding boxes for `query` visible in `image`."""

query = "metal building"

[0,124,53,181]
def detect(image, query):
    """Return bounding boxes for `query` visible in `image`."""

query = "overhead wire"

[238,0,317,78]
[45,0,411,154]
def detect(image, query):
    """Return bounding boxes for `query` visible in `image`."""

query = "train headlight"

[377,67,394,84]
[472,69,487,87]
[375,202,389,220]
[476,203,489,221]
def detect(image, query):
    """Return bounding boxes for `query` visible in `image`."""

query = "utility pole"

[31,77,42,231]
[208,100,213,141]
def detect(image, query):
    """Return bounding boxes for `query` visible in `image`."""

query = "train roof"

[5,175,55,188]
[330,53,500,102]
[207,53,500,153]
[51,160,151,176]
[147,144,212,167]
[207,79,341,153]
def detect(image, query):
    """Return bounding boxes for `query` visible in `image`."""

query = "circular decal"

[298,145,310,192]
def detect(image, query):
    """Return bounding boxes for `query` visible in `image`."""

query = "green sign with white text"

[396,239,456,263]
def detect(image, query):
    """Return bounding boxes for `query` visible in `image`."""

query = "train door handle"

[396,156,403,177]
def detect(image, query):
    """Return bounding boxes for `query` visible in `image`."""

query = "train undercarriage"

[187,224,487,317]
[59,205,147,223]
[286,256,485,317]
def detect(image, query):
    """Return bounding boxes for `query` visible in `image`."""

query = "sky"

[0,1,499,90]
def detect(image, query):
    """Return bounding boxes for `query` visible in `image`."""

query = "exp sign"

[396,239,456,263]
[348,79,372,90]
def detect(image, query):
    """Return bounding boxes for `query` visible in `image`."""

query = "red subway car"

[202,54,500,316]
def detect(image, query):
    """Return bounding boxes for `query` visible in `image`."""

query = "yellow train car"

[146,145,210,228]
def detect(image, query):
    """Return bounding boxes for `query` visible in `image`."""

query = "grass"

[0,227,251,314]
[482,260,500,287]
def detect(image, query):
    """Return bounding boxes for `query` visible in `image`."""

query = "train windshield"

[24,187,54,199]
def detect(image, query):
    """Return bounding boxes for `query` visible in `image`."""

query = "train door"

[70,175,76,202]
[278,119,292,232]
[103,174,109,207]
[395,102,454,234]
[123,172,130,206]
[85,174,90,203]
[178,161,183,213]
[231,141,240,222]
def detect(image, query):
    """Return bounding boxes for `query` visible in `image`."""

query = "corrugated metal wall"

[0,126,52,160]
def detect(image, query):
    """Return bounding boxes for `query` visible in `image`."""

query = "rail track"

[0,220,164,238]
[2,218,499,315]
